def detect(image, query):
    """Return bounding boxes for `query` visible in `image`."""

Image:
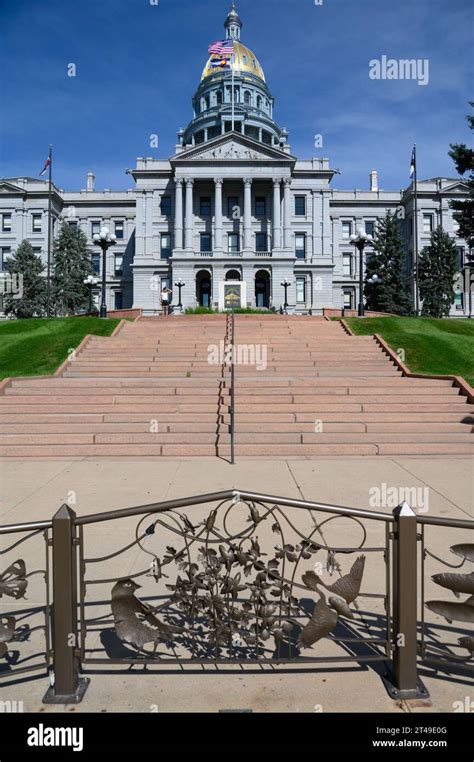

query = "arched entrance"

[255,270,270,308]
[225,269,241,281]
[196,270,212,307]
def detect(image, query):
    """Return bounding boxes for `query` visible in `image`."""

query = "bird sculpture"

[302,555,366,604]
[298,591,338,648]
[111,579,180,653]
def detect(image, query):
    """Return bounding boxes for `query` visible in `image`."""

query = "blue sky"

[1,0,472,192]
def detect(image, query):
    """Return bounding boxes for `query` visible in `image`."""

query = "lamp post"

[350,227,373,317]
[175,279,185,311]
[281,279,292,312]
[84,275,99,314]
[93,227,117,319]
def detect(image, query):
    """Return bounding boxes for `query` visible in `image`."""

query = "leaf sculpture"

[0,560,28,599]
[0,616,16,659]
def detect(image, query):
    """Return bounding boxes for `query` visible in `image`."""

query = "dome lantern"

[225,2,242,41]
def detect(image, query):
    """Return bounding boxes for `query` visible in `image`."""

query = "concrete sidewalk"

[0,455,472,714]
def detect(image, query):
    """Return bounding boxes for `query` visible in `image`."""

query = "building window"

[160,196,172,216]
[296,277,306,304]
[200,233,212,252]
[32,247,42,257]
[216,91,223,106]
[456,247,465,270]
[343,254,352,277]
[256,95,262,110]
[255,197,266,217]
[295,196,306,216]
[244,90,251,105]
[295,233,306,260]
[114,254,123,277]
[343,290,353,309]
[32,213,42,233]
[454,291,464,311]
[423,214,434,234]
[2,214,12,233]
[160,233,171,260]
[255,233,267,252]
[228,233,239,253]
[92,253,100,274]
[1,247,11,269]
[91,221,101,237]
[115,221,124,240]
[342,221,352,240]
[200,197,211,217]
[68,221,78,230]
[365,221,375,238]
[114,291,123,310]
[227,196,239,217]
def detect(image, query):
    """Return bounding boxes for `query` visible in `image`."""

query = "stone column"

[243,177,253,250]
[283,177,292,249]
[214,177,223,252]
[174,178,184,250]
[272,178,281,250]
[184,177,194,250]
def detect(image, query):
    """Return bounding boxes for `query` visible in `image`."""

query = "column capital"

[214,176,223,187]
[243,177,253,187]
[283,176,293,186]
[273,177,282,186]
[185,177,194,186]
[175,177,184,186]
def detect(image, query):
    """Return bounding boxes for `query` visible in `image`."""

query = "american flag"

[208,39,234,56]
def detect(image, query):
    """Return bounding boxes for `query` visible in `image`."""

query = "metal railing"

[1,490,472,705]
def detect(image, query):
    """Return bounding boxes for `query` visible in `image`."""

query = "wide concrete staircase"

[0,316,472,457]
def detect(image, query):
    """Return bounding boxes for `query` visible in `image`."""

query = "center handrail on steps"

[230,308,236,464]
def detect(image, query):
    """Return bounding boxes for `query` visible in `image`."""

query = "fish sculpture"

[450,544,474,563]
[426,596,474,624]
[432,572,474,597]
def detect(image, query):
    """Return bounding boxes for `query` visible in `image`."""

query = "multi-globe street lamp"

[350,227,374,317]
[175,279,186,311]
[281,279,292,312]
[93,227,117,318]
[84,275,99,314]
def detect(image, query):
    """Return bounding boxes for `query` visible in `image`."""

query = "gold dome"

[201,41,266,83]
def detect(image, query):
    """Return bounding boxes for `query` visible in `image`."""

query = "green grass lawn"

[0,317,120,379]
[345,317,474,387]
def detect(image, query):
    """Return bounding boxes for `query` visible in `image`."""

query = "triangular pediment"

[0,180,26,195]
[440,180,470,195]
[171,132,296,165]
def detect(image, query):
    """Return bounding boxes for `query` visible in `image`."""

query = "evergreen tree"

[449,102,474,257]
[50,222,92,315]
[2,240,46,318]
[418,227,458,317]
[364,211,413,315]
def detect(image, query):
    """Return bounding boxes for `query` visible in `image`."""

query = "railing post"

[383,501,429,700]
[43,504,89,704]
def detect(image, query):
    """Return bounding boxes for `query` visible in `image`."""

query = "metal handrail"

[2,488,473,534]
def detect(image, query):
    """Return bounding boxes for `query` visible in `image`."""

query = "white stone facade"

[0,6,470,317]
